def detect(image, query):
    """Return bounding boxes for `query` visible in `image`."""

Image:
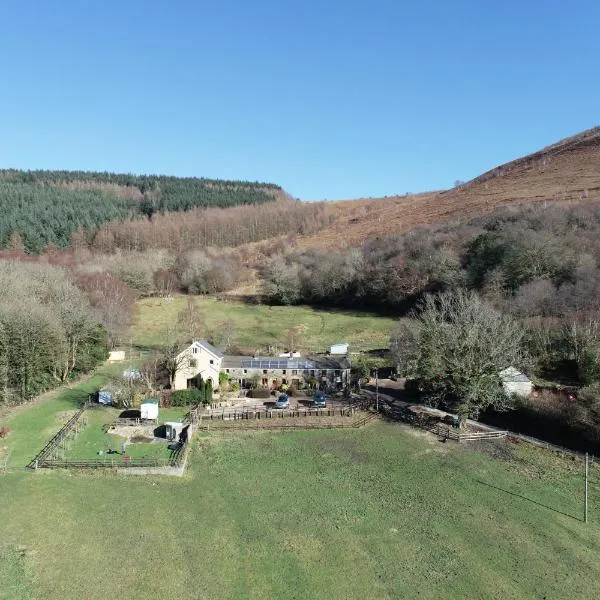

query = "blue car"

[275,394,290,409]
[313,391,326,407]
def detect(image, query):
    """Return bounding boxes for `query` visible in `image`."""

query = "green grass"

[1,364,124,469]
[133,295,396,353]
[2,422,600,599]
[0,364,188,469]
[64,407,171,461]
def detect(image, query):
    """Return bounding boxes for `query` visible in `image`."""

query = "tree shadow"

[473,478,582,522]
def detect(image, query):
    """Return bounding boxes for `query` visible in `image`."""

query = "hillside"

[0,170,283,252]
[294,126,600,250]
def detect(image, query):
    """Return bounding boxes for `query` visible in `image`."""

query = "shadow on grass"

[474,478,582,522]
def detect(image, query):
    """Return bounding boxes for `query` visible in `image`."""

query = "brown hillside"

[294,126,600,250]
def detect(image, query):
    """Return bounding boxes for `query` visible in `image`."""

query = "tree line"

[0,261,112,405]
[0,170,283,253]
[263,200,600,392]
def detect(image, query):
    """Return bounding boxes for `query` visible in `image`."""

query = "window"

[292,370,298,375]
[310,370,315,376]
[282,378,287,385]
[188,359,197,368]
[262,378,268,385]
[243,369,248,374]
[263,369,267,374]
[226,369,230,373]
[192,347,199,354]
[210,359,214,365]
[282,370,286,375]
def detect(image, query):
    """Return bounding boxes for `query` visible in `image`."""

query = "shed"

[164,422,184,441]
[330,343,348,355]
[122,368,142,381]
[108,350,125,362]
[97,389,113,405]
[140,399,159,420]
[499,367,532,397]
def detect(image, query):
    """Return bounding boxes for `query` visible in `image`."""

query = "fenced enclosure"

[192,404,376,431]
[28,402,193,471]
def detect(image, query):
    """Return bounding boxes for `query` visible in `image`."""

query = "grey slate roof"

[192,340,224,359]
[221,354,349,371]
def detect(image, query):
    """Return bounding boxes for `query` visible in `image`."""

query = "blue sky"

[0,1,598,200]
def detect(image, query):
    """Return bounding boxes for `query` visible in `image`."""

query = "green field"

[2,372,600,599]
[133,296,397,353]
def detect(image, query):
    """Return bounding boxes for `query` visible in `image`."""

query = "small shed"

[140,399,159,420]
[330,343,348,355]
[122,368,142,381]
[499,367,532,397]
[108,350,125,362]
[97,389,113,405]
[164,422,184,441]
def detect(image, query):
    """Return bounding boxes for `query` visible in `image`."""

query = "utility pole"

[375,368,379,413]
[585,452,589,524]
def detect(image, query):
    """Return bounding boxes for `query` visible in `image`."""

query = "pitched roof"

[191,340,224,359]
[221,354,350,370]
[499,367,531,383]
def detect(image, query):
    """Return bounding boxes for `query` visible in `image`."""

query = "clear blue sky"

[0,1,598,200]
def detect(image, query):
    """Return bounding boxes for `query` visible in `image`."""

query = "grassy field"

[2,403,600,598]
[132,295,396,353]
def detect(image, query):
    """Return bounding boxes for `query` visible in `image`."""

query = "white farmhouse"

[173,340,223,391]
[499,367,532,398]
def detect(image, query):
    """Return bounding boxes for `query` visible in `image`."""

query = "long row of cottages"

[173,340,351,392]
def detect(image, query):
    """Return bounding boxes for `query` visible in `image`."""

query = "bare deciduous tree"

[415,290,525,422]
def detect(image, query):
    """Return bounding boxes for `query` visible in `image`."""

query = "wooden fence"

[28,401,91,469]
[436,424,508,442]
[198,406,356,422]
[195,410,377,431]
[40,456,177,469]
[28,403,192,471]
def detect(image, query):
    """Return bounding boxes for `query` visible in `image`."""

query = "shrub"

[0,427,10,438]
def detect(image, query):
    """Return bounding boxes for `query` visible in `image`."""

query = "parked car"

[313,391,326,408]
[274,393,290,409]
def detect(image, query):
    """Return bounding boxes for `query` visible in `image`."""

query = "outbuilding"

[330,343,348,355]
[140,399,159,420]
[499,367,532,398]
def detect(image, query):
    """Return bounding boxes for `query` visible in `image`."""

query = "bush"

[170,388,209,406]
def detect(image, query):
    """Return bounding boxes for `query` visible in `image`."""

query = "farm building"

[499,367,532,397]
[173,340,223,391]
[222,355,350,391]
[140,399,159,420]
[329,343,349,355]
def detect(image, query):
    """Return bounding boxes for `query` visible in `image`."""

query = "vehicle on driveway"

[274,393,290,409]
[313,391,326,408]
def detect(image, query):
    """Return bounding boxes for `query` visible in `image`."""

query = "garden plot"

[65,406,173,462]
